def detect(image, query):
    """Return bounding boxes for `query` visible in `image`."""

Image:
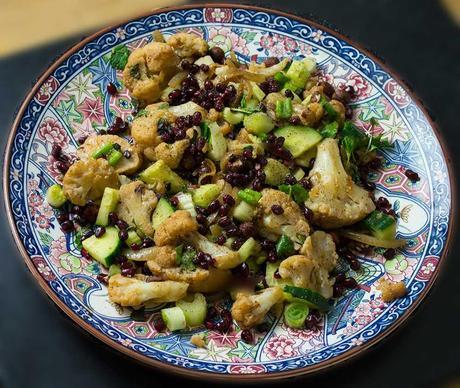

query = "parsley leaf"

[320,96,338,121]
[278,184,309,205]
[109,45,130,70]
[175,245,196,271]
[320,121,339,138]
[200,122,211,142]
[135,109,148,118]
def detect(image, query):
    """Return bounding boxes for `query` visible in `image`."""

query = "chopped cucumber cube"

[161,306,186,331]
[176,293,207,327]
[82,226,121,268]
[192,184,222,207]
[244,112,275,136]
[139,160,185,193]
[274,125,322,157]
[152,198,175,230]
[223,107,244,125]
[95,187,120,226]
[238,237,259,261]
[263,158,290,186]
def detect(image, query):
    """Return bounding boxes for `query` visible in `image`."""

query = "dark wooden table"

[1,1,459,386]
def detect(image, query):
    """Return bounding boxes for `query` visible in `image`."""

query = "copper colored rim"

[3,3,457,382]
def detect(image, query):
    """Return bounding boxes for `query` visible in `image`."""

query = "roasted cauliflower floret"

[167,32,208,58]
[185,232,242,269]
[124,245,177,268]
[63,158,119,206]
[145,139,190,167]
[108,274,188,306]
[117,181,158,237]
[231,287,284,329]
[123,42,180,105]
[131,107,176,151]
[257,188,310,242]
[377,279,407,303]
[147,261,209,284]
[154,210,198,246]
[305,138,375,228]
[293,102,324,127]
[300,231,338,272]
[77,134,142,175]
[279,255,334,299]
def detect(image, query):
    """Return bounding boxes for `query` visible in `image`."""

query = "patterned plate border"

[3,4,456,382]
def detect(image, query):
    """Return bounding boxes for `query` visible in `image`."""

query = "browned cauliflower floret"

[147,261,209,285]
[167,32,209,58]
[278,255,334,299]
[77,134,142,175]
[63,158,119,206]
[306,138,375,228]
[329,99,346,125]
[131,107,176,151]
[377,279,407,302]
[231,287,284,329]
[154,210,198,246]
[300,231,338,272]
[257,188,310,242]
[122,42,179,105]
[117,181,158,237]
[108,274,188,306]
[185,232,242,269]
[145,139,190,167]
[293,102,324,127]
[124,245,177,268]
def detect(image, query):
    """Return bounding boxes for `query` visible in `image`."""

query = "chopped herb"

[136,109,148,118]
[274,71,289,86]
[278,184,309,205]
[275,98,293,119]
[320,96,338,121]
[200,122,211,142]
[176,245,196,271]
[231,93,260,115]
[319,121,339,138]
[276,235,295,258]
[109,45,130,70]
[129,64,141,80]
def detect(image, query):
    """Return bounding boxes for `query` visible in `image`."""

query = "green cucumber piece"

[139,160,185,193]
[232,201,255,222]
[82,226,121,268]
[46,184,67,208]
[208,122,228,161]
[192,184,222,207]
[292,167,305,181]
[125,229,142,246]
[276,235,295,258]
[108,264,121,277]
[285,60,310,89]
[176,293,207,327]
[363,210,397,240]
[263,158,290,186]
[244,112,275,136]
[223,107,244,125]
[238,237,259,261]
[161,306,186,331]
[152,197,175,230]
[284,285,330,312]
[295,147,317,167]
[95,187,120,226]
[274,126,323,157]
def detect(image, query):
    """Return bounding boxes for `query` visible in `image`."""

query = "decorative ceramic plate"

[4,4,454,382]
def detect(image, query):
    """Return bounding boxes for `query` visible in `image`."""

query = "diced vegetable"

[176,245,197,271]
[274,126,322,157]
[175,192,197,218]
[125,229,142,247]
[232,201,256,222]
[238,237,259,261]
[362,210,397,240]
[139,160,185,193]
[275,98,293,119]
[265,261,292,287]
[292,167,305,181]
[244,112,275,136]
[152,197,175,230]
[46,184,67,208]
[161,306,187,331]
[237,189,262,205]
[194,55,215,66]
[321,97,338,121]
[92,142,114,159]
[176,293,207,327]
[284,285,331,311]
[274,71,289,85]
[340,230,406,248]
[276,235,295,258]
[263,158,290,186]
[82,226,121,268]
[224,237,236,249]
[320,121,339,138]
[250,81,266,101]
[108,264,121,277]
[295,147,317,168]
[284,301,309,328]
[223,107,244,125]
[95,187,120,226]
[107,150,123,166]
[278,184,309,205]
[285,60,311,89]
[192,184,222,207]
[207,122,228,161]
[109,45,130,70]
[168,101,204,117]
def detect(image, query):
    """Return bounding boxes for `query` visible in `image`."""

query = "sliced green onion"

[107,149,123,166]
[274,71,289,85]
[92,142,114,159]
[237,188,262,205]
[275,98,293,119]
[46,184,67,208]
[320,121,339,138]
[284,301,309,328]
[275,235,295,258]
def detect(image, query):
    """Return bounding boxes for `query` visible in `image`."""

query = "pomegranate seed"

[106,82,118,95]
